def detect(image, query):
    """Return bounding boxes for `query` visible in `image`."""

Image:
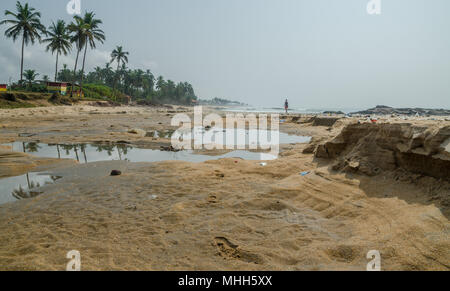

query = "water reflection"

[22,143,135,163]
[11,174,61,200]
[22,142,41,153]
[1,136,311,204]
[6,142,286,164]
[0,172,60,204]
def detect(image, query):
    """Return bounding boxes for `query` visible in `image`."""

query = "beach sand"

[0,104,448,270]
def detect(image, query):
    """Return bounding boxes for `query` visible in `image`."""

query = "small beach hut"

[47,82,68,95]
[55,82,84,98]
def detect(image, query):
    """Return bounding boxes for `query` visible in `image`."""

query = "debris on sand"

[110,170,122,176]
[128,128,146,136]
[160,145,181,152]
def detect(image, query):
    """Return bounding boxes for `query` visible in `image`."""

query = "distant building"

[47,82,84,97]
[0,84,7,92]
[47,82,67,95]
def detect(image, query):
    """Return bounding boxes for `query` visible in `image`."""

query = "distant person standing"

[284,99,289,114]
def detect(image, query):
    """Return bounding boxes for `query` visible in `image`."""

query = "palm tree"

[23,69,38,87]
[156,76,165,92]
[67,15,87,97]
[103,63,114,85]
[57,64,72,82]
[144,70,155,94]
[0,1,46,82]
[78,12,105,95]
[110,46,129,99]
[43,20,72,82]
[93,66,103,82]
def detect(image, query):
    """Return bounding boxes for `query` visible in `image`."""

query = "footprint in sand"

[214,237,264,265]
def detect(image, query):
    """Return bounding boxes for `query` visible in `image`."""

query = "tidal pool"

[0,172,60,204]
[1,131,310,204]
[4,142,287,163]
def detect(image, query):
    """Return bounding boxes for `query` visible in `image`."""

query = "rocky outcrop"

[351,105,450,116]
[315,123,450,180]
[309,116,341,127]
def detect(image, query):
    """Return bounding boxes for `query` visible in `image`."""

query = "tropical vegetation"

[0,1,46,82]
[1,1,197,105]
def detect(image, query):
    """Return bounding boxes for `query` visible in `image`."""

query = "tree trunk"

[20,35,25,82]
[79,44,88,98]
[74,145,79,162]
[117,146,122,160]
[82,147,87,163]
[70,47,80,97]
[26,173,31,189]
[54,51,59,82]
[112,61,120,101]
[56,144,61,159]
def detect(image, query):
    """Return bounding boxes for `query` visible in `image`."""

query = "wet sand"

[0,104,449,270]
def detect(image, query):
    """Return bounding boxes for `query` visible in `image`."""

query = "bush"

[3,93,17,102]
[83,83,127,102]
[49,92,72,105]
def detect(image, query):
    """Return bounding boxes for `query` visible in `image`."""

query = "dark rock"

[160,145,181,152]
[110,170,122,176]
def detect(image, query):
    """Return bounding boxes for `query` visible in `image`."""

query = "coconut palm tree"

[102,63,114,85]
[57,64,72,82]
[78,12,105,95]
[23,69,39,87]
[0,1,46,82]
[43,20,72,82]
[67,15,87,97]
[93,66,103,82]
[156,76,165,91]
[110,46,129,99]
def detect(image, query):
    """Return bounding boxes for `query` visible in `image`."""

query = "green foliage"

[11,83,46,93]
[83,83,122,100]
[43,19,72,81]
[199,97,246,106]
[1,2,198,106]
[0,1,46,80]
[43,20,72,56]
[23,69,39,86]
[0,91,52,108]
[49,92,72,105]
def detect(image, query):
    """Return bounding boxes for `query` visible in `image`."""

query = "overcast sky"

[1,0,449,109]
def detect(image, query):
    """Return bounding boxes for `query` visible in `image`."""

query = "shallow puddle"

[178,127,311,148]
[0,173,60,204]
[1,131,310,204]
[4,142,288,163]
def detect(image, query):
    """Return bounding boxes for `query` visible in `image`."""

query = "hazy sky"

[1,0,449,109]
